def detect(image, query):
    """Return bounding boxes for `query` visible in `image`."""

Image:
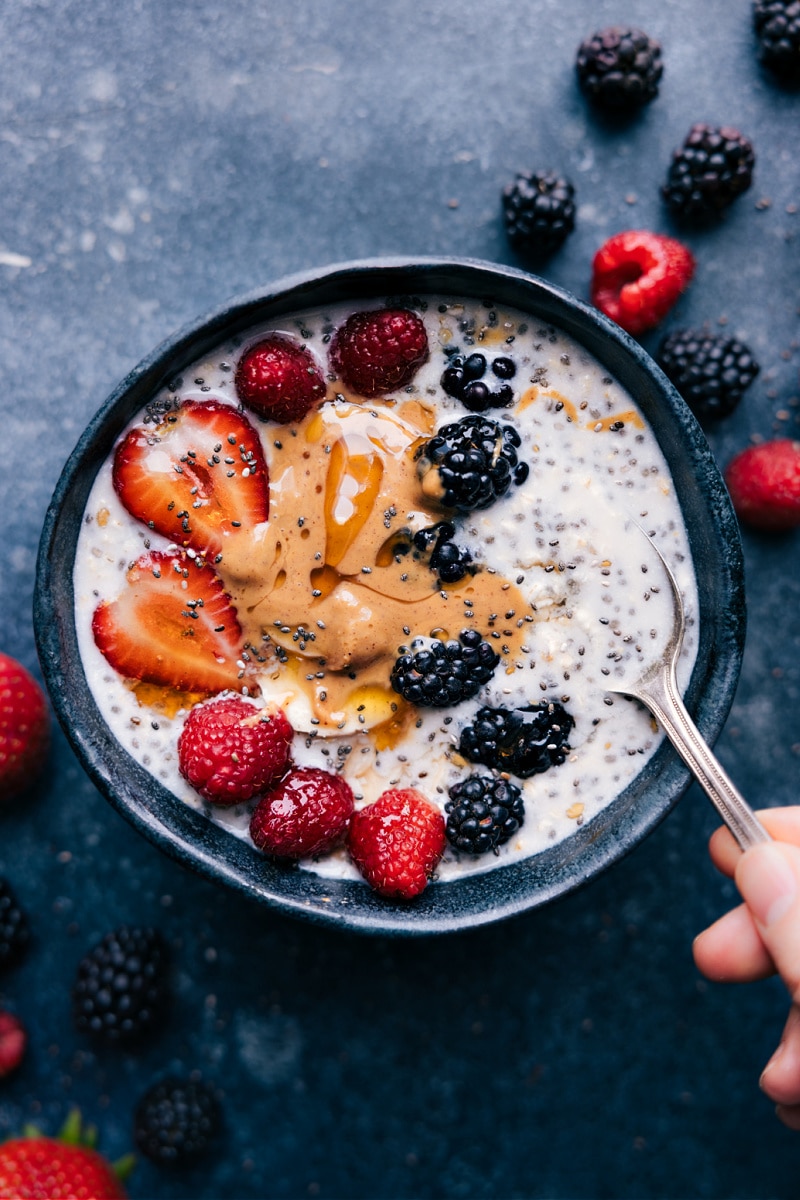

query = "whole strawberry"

[591,230,695,335]
[725,439,800,530]
[178,696,294,805]
[347,788,446,900]
[0,1110,133,1199]
[250,766,354,859]
[0,653,49,802]
[329,308,429,397]
[234,334,327,424]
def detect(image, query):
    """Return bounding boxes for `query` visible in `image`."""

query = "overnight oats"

[73,295,698,901]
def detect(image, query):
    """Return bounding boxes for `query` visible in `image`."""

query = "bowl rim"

[34,255,746,935]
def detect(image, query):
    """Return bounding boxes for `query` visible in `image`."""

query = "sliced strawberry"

[92,551,248,695]
[112,400,269,561]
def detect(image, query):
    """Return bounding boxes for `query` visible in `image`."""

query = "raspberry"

[0,1011,26,1078]
[662,125,755,222]
[347,788,446,900]
[591,230,695,335]
[445,776,525,856]
[134,1077,221,1166]
[657,329,760,421]
[458,701,575,778]
[329,308,429,397]
[0,878,29,972]
[234,334,326,424]
[502,171,576,261]
[753,0,800,82]
[178,697,293,806]
[415,414,529,511]
[249,766,354,859]
[725,439,800,530]
[390,629,500,708]
[0,653,49,802]
[73,926,168,1043]
[576,27,663,111]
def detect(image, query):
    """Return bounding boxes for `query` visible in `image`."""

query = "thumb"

[735,841,800,1005]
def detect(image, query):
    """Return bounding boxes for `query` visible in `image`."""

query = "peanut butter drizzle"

[224,396,532,731]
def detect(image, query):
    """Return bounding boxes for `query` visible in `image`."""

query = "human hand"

[694,807,800,1130]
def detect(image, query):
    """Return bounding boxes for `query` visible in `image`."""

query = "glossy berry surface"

[576,27,663,111]
[329,308,429,397]
[249,766,354,859]
[662,124,755,221]
[591,230,695,335]
[658,328,760,421]
[234,334,326,423]
[441,352,516,411]
[0,653,49,803]
[178,696,294,806]
[415,414,528,511]
[391,629,499,708]
[725,439,800,530]
[445,775,525,856]
[458,701,575,778]
[73,926,168,1043]
[0,1011,26,1078]
[134,1077,221,1166]
[502,171,576,260]
[0,1137,127,1200]
[347,788,446,900]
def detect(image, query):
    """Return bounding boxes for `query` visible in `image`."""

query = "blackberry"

[445,775,525,856]
[576,27,663,112]
[502,171,576,260]
[413,522,474,584]
[441,351,516,412]
[658,329,760,421]
[391,629,499,708]
[458,701,575,779]
[73,926,168,1042]
[134,1077,221,1166]
[662,125,755,221]
[0,879,29,972]
[415,415,529,512]
[753,0,800,82]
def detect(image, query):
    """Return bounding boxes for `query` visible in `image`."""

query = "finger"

[709,808,800,879]
[761,1005,800,1109]
[775,1104,800,1131]
[693,902,774,982]
[735,841,800,1005]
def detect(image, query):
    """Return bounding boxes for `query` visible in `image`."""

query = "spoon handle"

[628,663,771,851]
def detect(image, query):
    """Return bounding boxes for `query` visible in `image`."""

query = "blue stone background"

[1,1,799,1196]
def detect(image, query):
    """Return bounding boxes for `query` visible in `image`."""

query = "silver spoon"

[607,528,770,851]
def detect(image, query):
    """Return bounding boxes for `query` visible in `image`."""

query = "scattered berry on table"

[657,329,760,421]
[113,399,270,561]
[575,27,663,112]
[0,1111,131,1199]
[134,1077,221,1167]
[178,696,293,806]
[329,308,429,397]
[662,124,755,221]
[0,878,29,972]
[725,439,800,530]
[415,414,529,511]
[591,230,695,335]
[502,171,576,261]
[0,1010,26,1078]
[73,926,169,1043]
[234,334,327,424]
[0,653,49,803]
[753,0,800,82]
[92,552,247,696]
[391,629,500,708]
[445,775,525,856]
[441,351,516,411]
[249,766,354,858]
[347,788,446,900]
[458,701,575,778]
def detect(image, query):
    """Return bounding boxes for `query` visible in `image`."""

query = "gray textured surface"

[1,1,799,1197]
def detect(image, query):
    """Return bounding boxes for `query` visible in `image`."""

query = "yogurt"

[74,295,698,882]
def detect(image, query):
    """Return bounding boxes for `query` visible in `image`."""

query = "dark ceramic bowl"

[35,257,745,935]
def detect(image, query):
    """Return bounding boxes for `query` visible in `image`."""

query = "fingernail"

[737,843,798,928]
[760,1042,785,1089]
